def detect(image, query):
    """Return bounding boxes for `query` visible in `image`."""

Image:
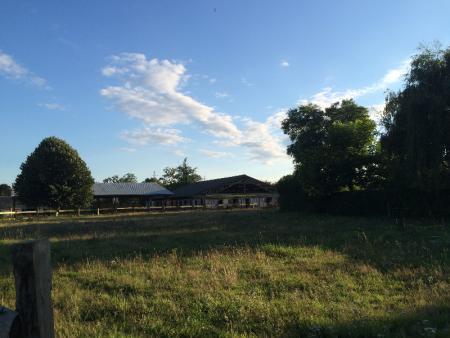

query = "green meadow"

[0,210,449,337]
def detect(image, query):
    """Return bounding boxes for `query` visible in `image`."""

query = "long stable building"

[3,175,277,211]
[169,174,278,208]
[93,182,173,208]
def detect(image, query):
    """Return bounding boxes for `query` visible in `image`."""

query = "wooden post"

[10,239,55,338]
[97,208,100,216]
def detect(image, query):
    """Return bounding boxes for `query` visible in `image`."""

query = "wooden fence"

[0,203,263,218]
[0,239,54,338]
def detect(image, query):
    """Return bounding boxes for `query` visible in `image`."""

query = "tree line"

[278,44,450,216]
[103,158,202,189]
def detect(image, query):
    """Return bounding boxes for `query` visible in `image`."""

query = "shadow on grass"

[278,304,450,338]
[0,210,449,273]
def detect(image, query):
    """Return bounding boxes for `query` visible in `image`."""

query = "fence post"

[10,239,55,338]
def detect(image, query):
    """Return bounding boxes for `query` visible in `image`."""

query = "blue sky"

[1,0,450,185]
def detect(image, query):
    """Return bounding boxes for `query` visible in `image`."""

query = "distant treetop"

[103,173,138,183]
[0,184,12,197]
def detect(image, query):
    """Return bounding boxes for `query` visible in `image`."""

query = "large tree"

[282,99,377,196]
[0,184,12,196]
[159,158,202,189]
[103,173,138,183]
[381,44,450,193]
[14,137,94,209]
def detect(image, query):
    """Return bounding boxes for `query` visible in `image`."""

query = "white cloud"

[301,59,410,109]
[120,127,187,145]
[0,51,47,88]
[209,78,216,84]
[199,149,231,158]
[215,110,289,165]
[39,102,65,111]
[101,53,241,140]
[237,111,289,164]
[101,53,289,165]
[280,60,290,67]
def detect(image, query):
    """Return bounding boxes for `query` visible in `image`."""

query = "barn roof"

[93,183,173,196]
[172,174,275,197]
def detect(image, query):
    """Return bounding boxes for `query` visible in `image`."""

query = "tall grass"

[0,210,449,337]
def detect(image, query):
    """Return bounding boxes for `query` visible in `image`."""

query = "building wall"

[175,195,278,208]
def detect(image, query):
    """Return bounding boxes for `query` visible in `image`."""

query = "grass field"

[0,210,449,337]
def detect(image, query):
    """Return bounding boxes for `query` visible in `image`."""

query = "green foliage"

[0,184,12,196]
[142,177,161,184]
[381,44,450,193]
[14,137,94,209]
[159,158,202,189]
[0,211,449,337]
[103,173,138,183]
[276,174,309,211]
[282,99,377,196]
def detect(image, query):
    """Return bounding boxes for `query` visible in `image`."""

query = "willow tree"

[380,44,450,193]
[14,137,94,209]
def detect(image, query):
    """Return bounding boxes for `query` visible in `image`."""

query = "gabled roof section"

[172,174,275,197]
[93,183,173,196]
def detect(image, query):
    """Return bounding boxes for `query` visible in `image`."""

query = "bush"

[278,186,450,217]
[14,137,94,209]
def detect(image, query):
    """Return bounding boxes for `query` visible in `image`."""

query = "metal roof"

[93,183,173,196]
[173,174,275,197]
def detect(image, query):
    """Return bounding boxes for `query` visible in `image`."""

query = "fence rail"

[0,203,265,218]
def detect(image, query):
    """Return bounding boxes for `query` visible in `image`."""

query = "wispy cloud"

[215,91,229,99]
[236,111,289,164]
[199,149,231,158]
[57,37,78,49]
[38,102,66,111]
[0,51,48,88]
[280,60,290,67]
[200,74,216,84]
[172,149,186,157]
[119,147,137,153]
[213,111,289,165]
[301,59,410,109]
[241,77,253,87]
[120,127,188,146]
